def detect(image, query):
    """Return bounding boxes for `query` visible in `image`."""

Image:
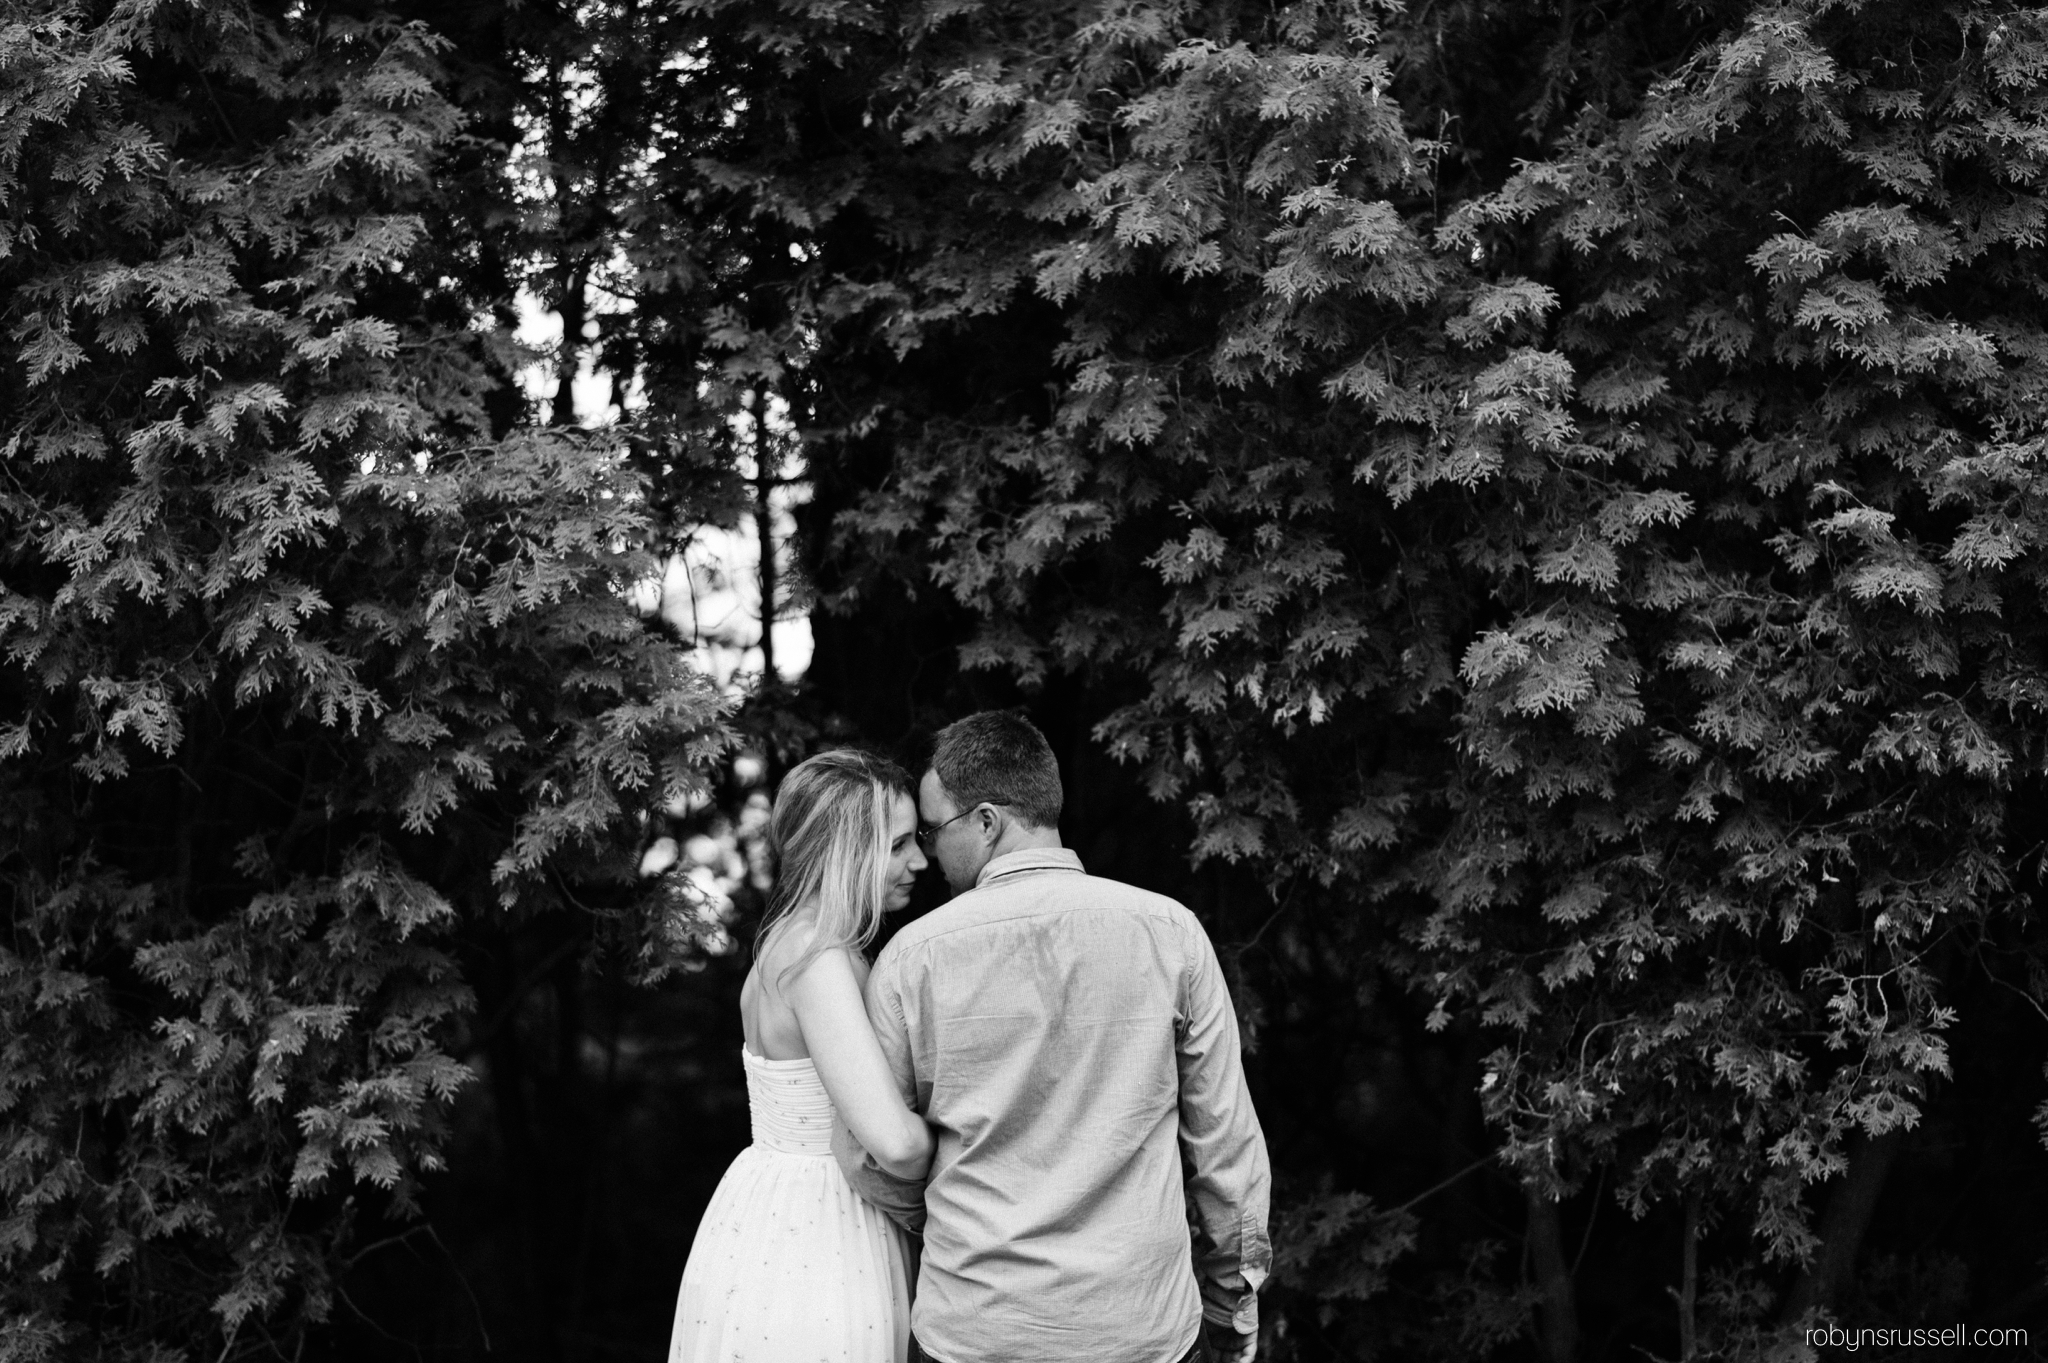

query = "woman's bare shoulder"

[755,907,825,987]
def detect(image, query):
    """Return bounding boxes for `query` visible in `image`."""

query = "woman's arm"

[785,942,934,1180]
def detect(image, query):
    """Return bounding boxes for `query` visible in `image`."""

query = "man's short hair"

[928,710,1063,830]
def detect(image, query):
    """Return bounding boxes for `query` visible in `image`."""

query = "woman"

[668,749,932,1363]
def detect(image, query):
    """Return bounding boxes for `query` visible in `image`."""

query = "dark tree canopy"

[7,1,2048,1361]
[0,5,729,1357]
[788,2,2048,1355]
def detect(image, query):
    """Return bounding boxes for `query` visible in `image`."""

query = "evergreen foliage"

[11,0,2048,1358]
[0,4,727,1357]
[800,0,2048,1352]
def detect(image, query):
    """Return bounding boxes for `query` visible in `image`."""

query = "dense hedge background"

[7,2,2048,1360]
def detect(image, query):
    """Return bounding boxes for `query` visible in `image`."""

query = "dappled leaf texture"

[0,5,727,1358]
[824,0,2048,1336]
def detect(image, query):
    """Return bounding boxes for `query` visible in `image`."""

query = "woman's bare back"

[740,909,871,1061]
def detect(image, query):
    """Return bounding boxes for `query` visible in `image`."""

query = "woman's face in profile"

[883,789,926,911]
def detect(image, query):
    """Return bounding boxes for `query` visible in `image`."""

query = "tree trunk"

[1778,1127,1906,1322]
[1678,1190,1700,1361]
[1527,1186,1580,1363]
[544,54,587,431]
[551,261,588,428]
[753,385,779,685]
[484,931,564,1363]
[554,942,592,1326]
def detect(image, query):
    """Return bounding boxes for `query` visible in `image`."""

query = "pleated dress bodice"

[743,1046,836,1155]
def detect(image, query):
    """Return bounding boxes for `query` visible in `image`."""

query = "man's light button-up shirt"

[836,847,1272,1363]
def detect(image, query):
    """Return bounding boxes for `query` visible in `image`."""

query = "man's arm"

[1176,916,1273,1346]
[830,945,929,1234]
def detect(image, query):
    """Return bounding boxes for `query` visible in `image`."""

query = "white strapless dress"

[668,1047,913,1363]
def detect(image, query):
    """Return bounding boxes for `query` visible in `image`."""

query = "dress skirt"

[669,1048,913,1363]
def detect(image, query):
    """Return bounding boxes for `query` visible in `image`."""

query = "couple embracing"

[667,712,1261,1358]
[668,711,1272,1363]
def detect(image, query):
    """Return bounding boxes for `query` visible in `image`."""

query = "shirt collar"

[974,846,1084,889]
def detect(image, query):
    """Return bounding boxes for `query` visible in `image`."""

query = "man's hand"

[1202,1321,1256,1363]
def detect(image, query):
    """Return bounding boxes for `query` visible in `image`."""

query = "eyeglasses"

[915,807,976,848]
[916,803,1007,848]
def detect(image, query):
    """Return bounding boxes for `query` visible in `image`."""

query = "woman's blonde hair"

[755,748,914,988]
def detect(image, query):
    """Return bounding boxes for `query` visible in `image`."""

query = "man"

[832,711,1271,1363]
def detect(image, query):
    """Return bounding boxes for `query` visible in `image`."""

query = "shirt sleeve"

[829,943,929,1235]
[1176,915,1272,1334]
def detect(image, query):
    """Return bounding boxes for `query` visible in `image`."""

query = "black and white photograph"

[5,2,2048,1361]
